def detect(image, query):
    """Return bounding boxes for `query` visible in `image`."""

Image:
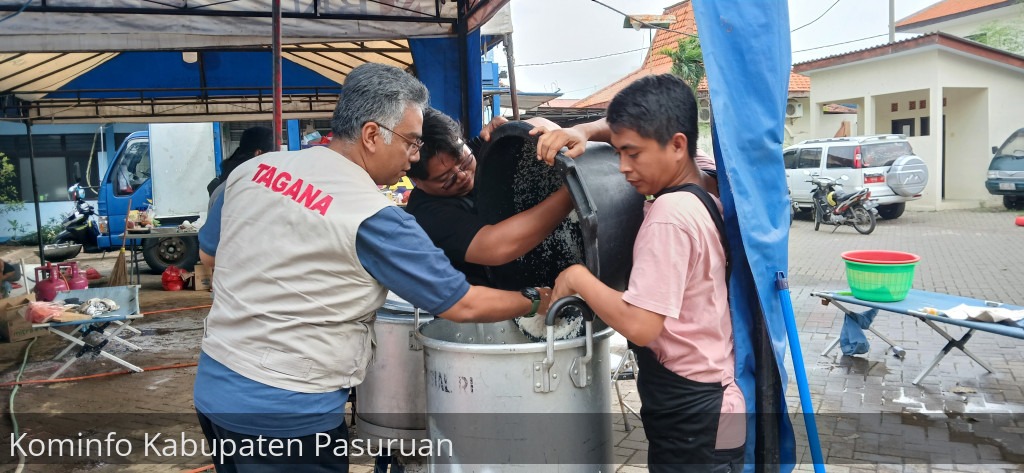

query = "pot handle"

[545,295,595,327]
[535,296,595,393]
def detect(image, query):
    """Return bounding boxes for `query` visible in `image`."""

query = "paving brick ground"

[1,207,1022,472]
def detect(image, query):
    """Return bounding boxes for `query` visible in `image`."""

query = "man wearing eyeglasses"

[194,64,552,472]
[404,108,573,286]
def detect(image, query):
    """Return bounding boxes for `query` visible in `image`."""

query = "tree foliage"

[660,36,705,93]
[0,152,24,217]
[972,19,1024,54]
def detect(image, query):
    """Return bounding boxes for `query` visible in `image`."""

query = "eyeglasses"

[441,142,474,191]
[375,122,424,153]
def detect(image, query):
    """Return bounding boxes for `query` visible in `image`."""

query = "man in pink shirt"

[544,74,745,472]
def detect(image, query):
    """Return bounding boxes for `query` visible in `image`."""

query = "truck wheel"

[877,203,905,220]
[1005,196,1023,210]
[143,236,199,274]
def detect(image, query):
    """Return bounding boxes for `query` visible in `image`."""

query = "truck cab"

[97,123,220,272]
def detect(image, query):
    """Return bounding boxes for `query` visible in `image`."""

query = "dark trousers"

[196,411,350,473]
[632,346,746,473]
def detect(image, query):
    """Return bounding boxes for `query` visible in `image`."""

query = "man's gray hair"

[331,63,430,143]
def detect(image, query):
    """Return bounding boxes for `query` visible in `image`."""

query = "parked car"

[985,128,1024,210]
[784,134,929,220]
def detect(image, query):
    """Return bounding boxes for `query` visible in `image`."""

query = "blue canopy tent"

[0,0,500,261]
[0,0,500,130]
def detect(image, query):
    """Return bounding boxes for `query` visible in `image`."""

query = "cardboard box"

[0,294,51,343]
[193,263,212,291]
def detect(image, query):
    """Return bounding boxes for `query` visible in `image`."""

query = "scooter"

[52,182,101,258]
[788,186,798,226]
[807,174,878,235]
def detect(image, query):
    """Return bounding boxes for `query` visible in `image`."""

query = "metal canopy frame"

[0,0,505,124]
[10,87,344,123]
[0,2,453,23]
[1,0,503,266]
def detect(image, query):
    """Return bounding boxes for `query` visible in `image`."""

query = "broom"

[108,198,132,287]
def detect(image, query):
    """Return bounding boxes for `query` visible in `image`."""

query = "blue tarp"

[692,1,798,471]
[410,30,484,137]
[46,51,342,99]
[30,44,483,131]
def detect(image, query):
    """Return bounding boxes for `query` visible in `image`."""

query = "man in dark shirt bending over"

[404,109,572,286]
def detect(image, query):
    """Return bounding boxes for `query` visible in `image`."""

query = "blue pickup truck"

[94,123,223,272]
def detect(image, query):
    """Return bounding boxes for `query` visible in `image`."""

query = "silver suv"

[784,135,929,220]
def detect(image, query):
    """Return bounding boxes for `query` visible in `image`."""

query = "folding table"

[116,231,200,284]
[32,286,143,379]
[813,289,1024,385]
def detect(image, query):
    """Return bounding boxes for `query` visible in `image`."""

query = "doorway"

[891,118,914,136]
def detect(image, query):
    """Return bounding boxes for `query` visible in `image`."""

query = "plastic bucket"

[841,250,920,302]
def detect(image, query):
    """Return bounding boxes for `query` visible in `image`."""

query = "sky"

[503,0,940,100]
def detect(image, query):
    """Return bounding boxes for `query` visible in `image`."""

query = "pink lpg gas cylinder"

[34,263,69,302]
[59,262,89,290]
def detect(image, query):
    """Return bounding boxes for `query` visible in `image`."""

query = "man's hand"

[479,116,509,142]
[530,127,588,166]
[544,264,589,313]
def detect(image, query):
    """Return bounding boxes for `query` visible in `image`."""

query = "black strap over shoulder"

[654,183,731,277]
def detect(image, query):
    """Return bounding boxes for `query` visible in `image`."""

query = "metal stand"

[817,292,1002,385]
[910,318,995,385]
[820,299,907,359]
[52,320,141,360]
[47,319,143,379]
[611,349,640,431]
[36,285,144,380]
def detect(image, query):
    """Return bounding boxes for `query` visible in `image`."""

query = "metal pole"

[457,0,470,135]
[888,0,896,44]
[776,271,826,473]
[272,0,283,150]
[24,121,45,265]
[504,34,520,120]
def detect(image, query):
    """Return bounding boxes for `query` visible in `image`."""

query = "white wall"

[943,88,990,203]
[784,97,811,146]
[0,201,88,243]
[0,122,146,240]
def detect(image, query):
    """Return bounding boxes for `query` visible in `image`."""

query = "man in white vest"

[194,63,551,472]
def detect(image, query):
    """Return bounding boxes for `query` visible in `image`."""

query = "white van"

[784,135,928,220]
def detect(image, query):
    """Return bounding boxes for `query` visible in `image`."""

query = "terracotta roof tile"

[793,32,1024,73]
[789,73,811,91]
[539,98,579,108]
[572,1,809,109]
[896,0,1011,28]
[643,1,699,71]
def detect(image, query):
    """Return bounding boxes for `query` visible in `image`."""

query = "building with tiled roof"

[792,27,1024,211]
[571,0,810,110]
[895,0,1019,36]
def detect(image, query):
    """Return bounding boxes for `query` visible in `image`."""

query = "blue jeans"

[196,410,349,472]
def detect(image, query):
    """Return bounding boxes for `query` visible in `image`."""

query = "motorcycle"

[807,174,878,235]
[49,182,101,261]
[788,186,798,226]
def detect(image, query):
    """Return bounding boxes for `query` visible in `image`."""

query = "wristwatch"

[520,287,541,318]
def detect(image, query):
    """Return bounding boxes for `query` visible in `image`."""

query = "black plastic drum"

[475,121,585,289]
[475,122,645,292]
